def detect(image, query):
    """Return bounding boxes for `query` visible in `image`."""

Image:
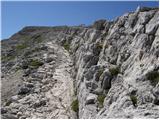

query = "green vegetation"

[71,99,79,112]
[109,67,120,76]
[103,32,108,37]
[24,47,42,57]
[21,35,32,41]
[130,95,137,107]
[33,35,43,43]
[97,68,104,79]
[1,55,15,61]
[16,44,28,50]
[96,42,103,50]
[5,99,12,106]
[97,94,106,108]
[29,59,43,68]
[33,47,41,52]
[146,71,159,86]
[15,66,21,72]
[63,42,70,51]
[140,64,144,67]
[23,51,32,57]
[21,34,43,44]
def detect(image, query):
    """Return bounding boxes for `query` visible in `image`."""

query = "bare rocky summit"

[1,7,159,119]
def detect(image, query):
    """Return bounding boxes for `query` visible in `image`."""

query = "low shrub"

[29,59,43,68]
[97,68,104,78]
[34,35,43,43]
[15,66,21,72]
[21,35,32,41]
[109,67,120,76]
[16,44,28,50]
[2,55,15,61]
[146,71,159,86]
[130,95,137,107]
[5,99,12,106]
[63,42,70,51]
[71,99,79,112]
[97,94,106,108]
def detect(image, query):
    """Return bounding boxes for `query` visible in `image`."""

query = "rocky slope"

[1,6,159,119]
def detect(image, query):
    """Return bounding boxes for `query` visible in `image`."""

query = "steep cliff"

[1,7,159,119]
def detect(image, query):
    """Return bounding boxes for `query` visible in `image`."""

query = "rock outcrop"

[1,7,159,119]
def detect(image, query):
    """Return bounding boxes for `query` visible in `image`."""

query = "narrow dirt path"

[43,41,74,118]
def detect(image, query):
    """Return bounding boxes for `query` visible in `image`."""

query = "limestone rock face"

[1,7,159,119]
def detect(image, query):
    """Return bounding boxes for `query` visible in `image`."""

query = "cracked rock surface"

[1,7,159,119]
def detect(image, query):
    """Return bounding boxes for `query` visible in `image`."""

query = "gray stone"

[18,87,30,95]
[2,113,18,119]
[45,57,54,63]
[146,11,158,35]
[92,88,103,95]
[1,107,7,114]
[85,94,97,105]
[23,69,31,77]
[25,83,34,88]
[85,82,92,89]
[31,73,44,79]
[33,99,46,108]
[10,109,19,114]
[11,95,19,102]
[91,83,98,90]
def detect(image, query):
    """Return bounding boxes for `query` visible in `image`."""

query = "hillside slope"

[1,7,159,119]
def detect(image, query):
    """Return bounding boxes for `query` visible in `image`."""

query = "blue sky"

[2,1,159,39]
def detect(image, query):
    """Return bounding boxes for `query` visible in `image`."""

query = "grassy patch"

[16,44,28,50]
[130,95,137,107]
[29,59,43,68]
[146,71,159,86]
[63,42,70,51]
[71,99,79,112]
[1,55,15,61]
[24,47,41,56]
[21,34,43,44]
[109,67,120,76]
[97,94,106,108]
[33,35,43,43]
[20,35,32,41]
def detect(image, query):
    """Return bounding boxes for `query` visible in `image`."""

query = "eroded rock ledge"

[1,7,159,119]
